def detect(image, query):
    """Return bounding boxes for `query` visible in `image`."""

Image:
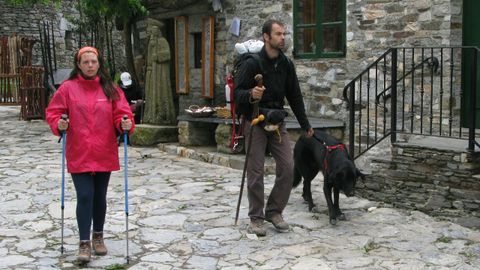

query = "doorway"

[462,0,480,128]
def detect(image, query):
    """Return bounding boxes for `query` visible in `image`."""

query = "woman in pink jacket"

[46,46,134,263]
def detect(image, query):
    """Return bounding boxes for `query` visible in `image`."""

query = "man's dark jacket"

[234,46,311,131]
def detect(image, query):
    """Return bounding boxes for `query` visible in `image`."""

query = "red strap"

[323,143,346,175]
[226,75,237,148]
[327,144,345,152]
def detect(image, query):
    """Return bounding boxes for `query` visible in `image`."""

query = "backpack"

[225,39,265,153]
[225,52,264,153]
[229,53,263,115]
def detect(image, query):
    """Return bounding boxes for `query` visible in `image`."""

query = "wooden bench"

[177,114,345,153]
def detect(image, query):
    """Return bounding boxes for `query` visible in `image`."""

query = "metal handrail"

[344,46,480,159]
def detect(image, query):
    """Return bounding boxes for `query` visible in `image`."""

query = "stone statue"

[143,20,176,125]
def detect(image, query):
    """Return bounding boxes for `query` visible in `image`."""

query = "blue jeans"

[71,172,110,240]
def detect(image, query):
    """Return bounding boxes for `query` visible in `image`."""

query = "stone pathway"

[0,106,479,269]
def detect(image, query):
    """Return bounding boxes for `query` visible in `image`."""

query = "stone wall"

[215,0,462,122]
[146,0,462,128]
[357,137,480,229]
[0,0,126,72]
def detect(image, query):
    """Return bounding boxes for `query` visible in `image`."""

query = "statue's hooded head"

[147,18,165,37]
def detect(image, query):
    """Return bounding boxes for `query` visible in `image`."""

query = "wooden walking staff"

[235,74,265,226]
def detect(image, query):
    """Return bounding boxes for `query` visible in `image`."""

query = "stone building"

[0,0,126,73]
[144,0,472,121]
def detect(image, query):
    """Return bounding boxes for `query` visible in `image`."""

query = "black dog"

[293,130,365,225]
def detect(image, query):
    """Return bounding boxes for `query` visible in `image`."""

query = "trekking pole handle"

[58,114,68,143]
[61,114,68,131]
[122,115,128,134]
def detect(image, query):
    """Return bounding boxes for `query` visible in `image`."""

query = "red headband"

[77,46,99,61]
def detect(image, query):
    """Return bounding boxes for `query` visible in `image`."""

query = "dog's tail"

[292,166,302,188]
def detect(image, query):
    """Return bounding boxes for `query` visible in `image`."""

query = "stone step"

[157,143,278,175]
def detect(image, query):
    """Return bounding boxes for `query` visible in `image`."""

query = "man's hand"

[250,86,265,100]
[305,128,314,138]
[121,117,133,131]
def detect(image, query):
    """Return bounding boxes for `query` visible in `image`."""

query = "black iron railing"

[343,46,480,159]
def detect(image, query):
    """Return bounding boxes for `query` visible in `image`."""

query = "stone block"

[178,121,217,146]
[215,123,235,154]
[450,188,480,201]
[130,124,178,146]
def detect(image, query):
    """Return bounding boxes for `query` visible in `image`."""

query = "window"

[293,0,346,58]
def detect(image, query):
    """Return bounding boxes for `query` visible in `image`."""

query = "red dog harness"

[323,143,346,175]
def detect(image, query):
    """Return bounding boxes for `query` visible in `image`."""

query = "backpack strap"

[249,53,264,76]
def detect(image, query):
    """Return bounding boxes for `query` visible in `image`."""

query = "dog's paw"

[336,213,346,221]
[309,205,321,213]
[329,218,337,225]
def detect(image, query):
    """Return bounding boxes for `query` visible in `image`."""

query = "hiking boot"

[266,213,289,232]
[247,219,266,237]
[77,240,91,263]
[92,231,108,255]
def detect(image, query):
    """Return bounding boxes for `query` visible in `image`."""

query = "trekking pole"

[60,114,68,254]
[235,74,264,226]
[122,115,130,264]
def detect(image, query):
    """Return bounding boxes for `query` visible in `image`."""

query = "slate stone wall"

[215,0,461,120]
[357,141,480,229]
[0,0,126,72]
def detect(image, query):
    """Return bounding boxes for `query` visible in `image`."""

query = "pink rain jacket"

[46,75,135,173]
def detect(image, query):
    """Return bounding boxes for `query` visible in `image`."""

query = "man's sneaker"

[247,219,266,237]
[266,213,289,232]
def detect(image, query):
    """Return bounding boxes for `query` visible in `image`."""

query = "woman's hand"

[121,117,132,131]
[58,118,69,131]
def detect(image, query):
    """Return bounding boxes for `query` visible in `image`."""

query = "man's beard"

[270,41,285,52]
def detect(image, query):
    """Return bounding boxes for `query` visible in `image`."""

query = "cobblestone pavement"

[1,106,479,270]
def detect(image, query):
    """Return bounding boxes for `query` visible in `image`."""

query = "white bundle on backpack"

[234,39,264,55]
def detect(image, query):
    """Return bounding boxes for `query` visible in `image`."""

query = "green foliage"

[363,241,380,253]
[435,236,453,243]
[177,204,188,210]
[105,263,126,270]
[7,0,147,22]
[6,0,59,5]
[80,0,147,22]
[6,0,61,8]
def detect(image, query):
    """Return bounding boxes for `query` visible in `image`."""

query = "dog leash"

[312,133,326,145]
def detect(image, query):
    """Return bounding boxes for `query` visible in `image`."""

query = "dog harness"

[323,143,346,175]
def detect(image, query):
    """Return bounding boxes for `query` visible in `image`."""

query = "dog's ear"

[356,168,366,183]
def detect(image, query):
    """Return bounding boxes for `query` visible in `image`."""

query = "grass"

[105,263,126,270]
[363,241,380,253]
[435,236,452,243]
[177,204,188,210]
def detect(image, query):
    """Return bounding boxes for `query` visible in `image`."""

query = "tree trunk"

[123,19,138,83]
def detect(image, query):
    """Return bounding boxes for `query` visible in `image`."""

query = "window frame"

[293,0,346,59]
